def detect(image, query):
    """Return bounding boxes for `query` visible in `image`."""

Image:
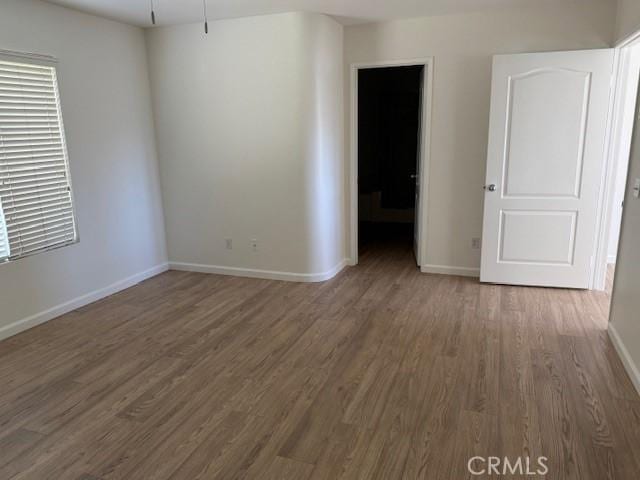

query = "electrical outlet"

[225,238,233,250]
[472,237,481,249]
[251,238,258,251]
[633,178,640,199]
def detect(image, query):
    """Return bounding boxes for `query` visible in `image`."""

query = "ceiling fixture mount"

[149,0,209,33]
[203,0,209,34]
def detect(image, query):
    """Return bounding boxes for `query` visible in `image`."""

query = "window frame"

[0,50,80,264]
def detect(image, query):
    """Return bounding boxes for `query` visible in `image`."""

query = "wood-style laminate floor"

[0,236,639,480]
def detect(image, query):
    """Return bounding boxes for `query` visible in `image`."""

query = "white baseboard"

[0,263,169,342]
[420,264,480,278]
[169,259,349,283]
[608,324,640,396]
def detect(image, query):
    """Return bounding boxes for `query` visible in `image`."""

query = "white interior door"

[413,168,420,265]
[480,49,614,288]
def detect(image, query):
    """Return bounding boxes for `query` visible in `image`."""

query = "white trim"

[615,28,640,49]
[350,57,434,266]
[591,48,619,290]
[608,324,640,396]
[590,48,620,290]
[607,254,617,264]
[169,259,349,283]
[0,263,169,341]
[420,264,480,278]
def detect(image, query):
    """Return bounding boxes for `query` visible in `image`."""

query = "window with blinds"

[0,57,78,263]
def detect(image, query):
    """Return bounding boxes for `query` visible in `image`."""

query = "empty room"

[1,0,640,479]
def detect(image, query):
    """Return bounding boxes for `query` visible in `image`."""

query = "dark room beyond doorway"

[358,65,424,262]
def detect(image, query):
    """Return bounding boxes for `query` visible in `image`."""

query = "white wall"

[303,14,345,277]
[616,0,640,43]
[0,0,167,338]
[609,85,640,394]
[146,12,345,281]
[344,1,615,274]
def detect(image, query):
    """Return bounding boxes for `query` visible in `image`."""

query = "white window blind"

[0,58,77,262]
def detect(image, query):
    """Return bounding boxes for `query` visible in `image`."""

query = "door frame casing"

[349,57,434,266]
[593,30,640,290]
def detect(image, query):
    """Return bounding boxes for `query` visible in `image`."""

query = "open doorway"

[358,66,422,262]
[353,63,431,266]
[595,34,640,290]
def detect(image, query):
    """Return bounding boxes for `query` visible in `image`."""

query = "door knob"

[484,184,496,192]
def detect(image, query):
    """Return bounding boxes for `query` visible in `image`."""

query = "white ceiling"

[43,0,606,27]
